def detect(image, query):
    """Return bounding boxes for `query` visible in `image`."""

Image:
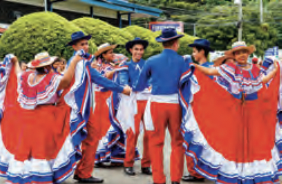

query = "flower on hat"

[252,57,258,64]
[31,60,41,67]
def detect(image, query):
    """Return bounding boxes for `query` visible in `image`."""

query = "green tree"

[0,12,96,62]
[196,5,278,56]
[267,1,282,48]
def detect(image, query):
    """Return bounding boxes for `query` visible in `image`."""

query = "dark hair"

[99,50,111,60]
[195,46,209,58]
[162,38,178,48]
[52,57,61,66]
[35,67,46,74]
[73,38,87,46]
[222,59,227,65]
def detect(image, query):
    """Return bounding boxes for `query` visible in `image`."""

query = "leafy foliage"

[267,1,282,48]
[196,5,278,56]
[0,12,96,62]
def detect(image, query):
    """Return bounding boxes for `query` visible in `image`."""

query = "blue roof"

[80,0,162,17]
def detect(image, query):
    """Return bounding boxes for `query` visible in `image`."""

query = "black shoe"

[73,175,104,183]
[94,162,103,168]
[73,175,79,180]
[141,167,152,175]
[182,175,205,182]
[124,167,136,176]
[171,182,180,184]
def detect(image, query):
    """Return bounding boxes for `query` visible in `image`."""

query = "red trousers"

[124,101,150,168]
[75,91,111,178]
[148,102,184,183]
[186,156,204,178]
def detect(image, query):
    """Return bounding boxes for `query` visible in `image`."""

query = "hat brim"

[213,55,234,67]
[28,56,58,68]
[156,34,184,43]
[94,44,118,57]
[225,45,256,56]
[67,35,92,46]
[126,40,149,54]
[188,43,214,52]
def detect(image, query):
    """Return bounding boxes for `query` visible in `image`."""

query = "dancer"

[67,31,131,183]
[92,43,133,167]
[134,28,194,184]
[182,39,214,182]
[118,38,152,176]
[0,51,85,184]
[180,41,280,184]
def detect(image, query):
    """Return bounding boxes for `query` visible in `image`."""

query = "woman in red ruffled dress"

[91,43,137,166]
[0,51,85,184]
[180,41,281,184]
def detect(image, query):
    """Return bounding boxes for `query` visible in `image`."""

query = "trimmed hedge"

[0,12,96,62]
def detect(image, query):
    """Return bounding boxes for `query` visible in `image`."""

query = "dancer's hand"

[91,60,100,69]
[273,59,279,73]
[122,85,131,96]
[76,49,86,57]
[11,55,18,64]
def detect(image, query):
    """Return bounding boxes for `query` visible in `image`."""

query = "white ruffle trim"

[0,128,76,180]
[183,106,282,180]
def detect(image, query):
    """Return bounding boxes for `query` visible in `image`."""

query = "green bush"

[123,25,163,58]
[72,17,134,56]
[0,12,96,62]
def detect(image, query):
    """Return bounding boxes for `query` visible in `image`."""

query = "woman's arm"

[262,61,278,84]
[57,54,82,90]
[193,63,220,76]
[11,56,22,75]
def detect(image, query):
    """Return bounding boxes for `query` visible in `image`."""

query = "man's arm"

[88,64,129,94]
[134,61,151,92]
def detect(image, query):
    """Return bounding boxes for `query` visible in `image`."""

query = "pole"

[238,1,243,41]
[128,13,131,26]
[260,0,263,23]
[44,0,48,12]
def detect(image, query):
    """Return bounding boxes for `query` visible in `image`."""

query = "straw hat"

[94,43,118,57]
[213,55,234,66]
[28,52,58,68]
[225,41,256,56]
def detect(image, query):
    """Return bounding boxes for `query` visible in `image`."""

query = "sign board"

[149,21,184,33]
[0,23,10,34]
